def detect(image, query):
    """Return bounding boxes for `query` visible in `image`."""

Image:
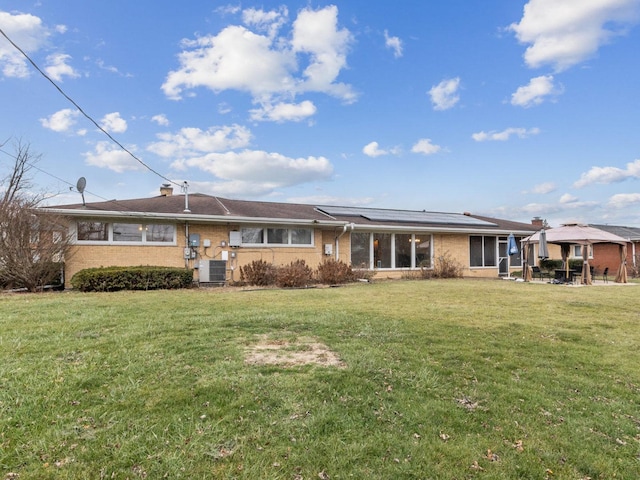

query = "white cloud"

[362,141,401,157]
[559,193,579,204]
[162,26,297,100]
[175,150,334,196]
[147,124,252,159]
[100,112,128,133]
[509,0,640,71]
[0,11,49,78]
[363,141,387,158]
[608,192,640,208]
[218,103,232,115]
[574,159,640,187]
[511,75,560,107]
[250,100,317,122]
[411,138,441,155]
[384,30,403,58]
[151,114,170,126]
[162,5,355,111]
[45,53,79,81]
[40,108,79,132]
[530,182,557,194]
[472,127,540,142]
[428,77,460,111]
[291,5,355,100]
[242,6,288,38]
[84,141,144,173]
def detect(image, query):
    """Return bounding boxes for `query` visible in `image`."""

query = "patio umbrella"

[505,233,519,279]
[538,229,549,260]
[508,233,519,255]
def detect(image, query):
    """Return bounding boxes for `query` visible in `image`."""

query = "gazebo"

[522,224,629,284]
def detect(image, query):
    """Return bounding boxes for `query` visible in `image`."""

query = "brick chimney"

[160,184,173,196]
[531,217,544,228]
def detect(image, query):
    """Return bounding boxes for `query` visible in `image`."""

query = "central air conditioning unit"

[198,260,227,284]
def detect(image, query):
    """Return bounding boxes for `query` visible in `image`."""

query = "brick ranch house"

[46,185,542,287]
[589,224,640,276]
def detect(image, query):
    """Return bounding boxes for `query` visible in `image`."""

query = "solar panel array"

[316,206,497,227]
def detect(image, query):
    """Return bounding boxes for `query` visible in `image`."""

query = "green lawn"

[1,280,640,479]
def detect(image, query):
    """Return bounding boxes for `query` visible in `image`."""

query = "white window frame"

[470,235,498,268]
[240,226,315,247]
[350,232,433,270]
[572,244,594,259]
[75,221,177,245]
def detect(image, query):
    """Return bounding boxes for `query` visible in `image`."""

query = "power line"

[0,26,182,189]
[0,146,114,204]
[0,146,161,215]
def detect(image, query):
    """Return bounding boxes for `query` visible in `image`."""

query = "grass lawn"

[1,279,640,479]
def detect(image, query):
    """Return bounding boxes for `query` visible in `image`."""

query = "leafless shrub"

[316,258,356,284]
[275,259,315,288]
[239,259,277,286]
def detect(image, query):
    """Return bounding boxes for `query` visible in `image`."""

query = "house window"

[147,224,174,243]
[415,234,432,268]
[240,227,313,246]
[573,245,593,258]
[395,234,412,268]
[373,233,392,268]
[470,235,497,267]
[76,222,175,244]
[267,228,288,244]
[350,232,371,269]
[113,223,143,242]
[350,232,432,269]
[242,228,264,244]
[291,228,312,245]
[77,221,109,241]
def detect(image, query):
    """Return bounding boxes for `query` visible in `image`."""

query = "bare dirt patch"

[245,334,346,368]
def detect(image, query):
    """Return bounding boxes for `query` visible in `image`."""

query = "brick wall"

[64,222,532,285]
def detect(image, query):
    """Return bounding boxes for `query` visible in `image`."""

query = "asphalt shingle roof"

[50,193,538,232]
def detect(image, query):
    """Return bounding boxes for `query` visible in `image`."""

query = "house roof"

[45,193,537,234]
[590,224,640,241]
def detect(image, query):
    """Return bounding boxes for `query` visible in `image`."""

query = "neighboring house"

[590,224,640,275]
[45,185,538,287]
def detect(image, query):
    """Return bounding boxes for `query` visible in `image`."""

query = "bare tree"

[0,139,71,291]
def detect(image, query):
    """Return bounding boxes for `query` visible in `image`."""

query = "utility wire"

[0,147,111,205]
[0,26,182,189]
[0,146,165,216]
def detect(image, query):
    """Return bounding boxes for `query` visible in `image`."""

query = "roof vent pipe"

[181,181,191,213]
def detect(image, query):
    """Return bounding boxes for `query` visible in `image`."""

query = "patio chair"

[531,266,548,280]
[602,267,609,283]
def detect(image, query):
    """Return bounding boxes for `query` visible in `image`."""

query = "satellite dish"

[76,177,86,194]
[76,177,87,206]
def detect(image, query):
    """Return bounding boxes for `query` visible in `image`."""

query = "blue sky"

[1,0,639,227]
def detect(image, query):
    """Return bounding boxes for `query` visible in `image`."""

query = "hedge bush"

[276,259,315,288]
[316,259,356,284]
[70,266,193,292]
[239,260,278,286]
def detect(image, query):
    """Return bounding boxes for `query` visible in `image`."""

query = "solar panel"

[316,206,497,227]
